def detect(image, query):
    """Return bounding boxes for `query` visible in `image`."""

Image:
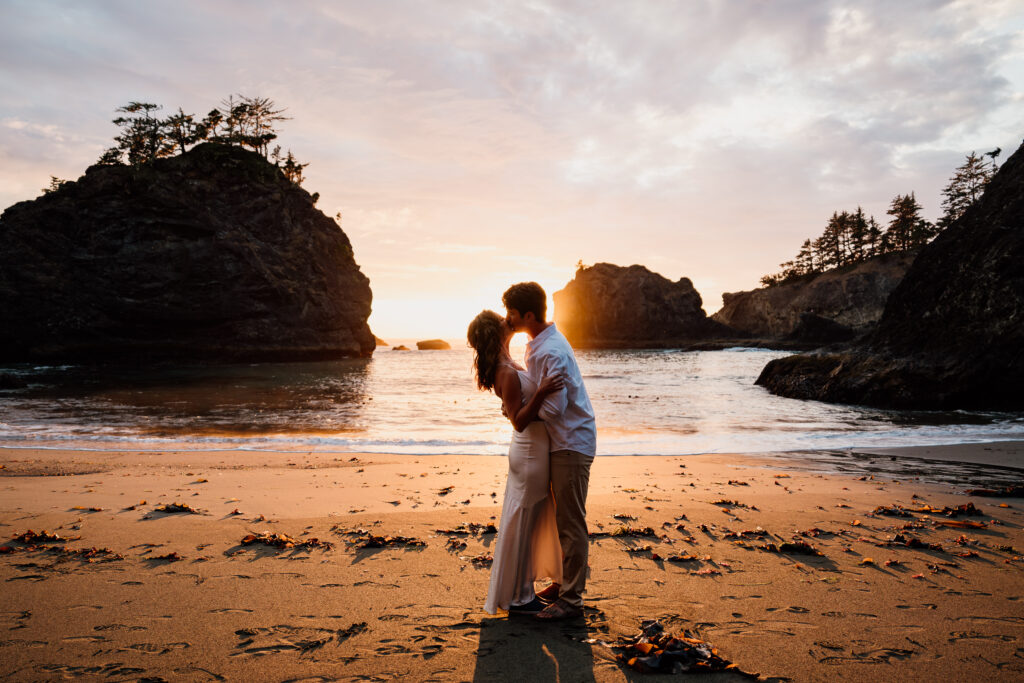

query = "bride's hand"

[538,374,565,396]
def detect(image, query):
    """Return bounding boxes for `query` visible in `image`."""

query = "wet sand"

[1,443,1022,681]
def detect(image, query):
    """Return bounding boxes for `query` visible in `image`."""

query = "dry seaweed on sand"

[590,526,657,538]
[625,545,654,554]
[591,619,759,677]
[470,553,493,567]
[347,534,424,549]
[711,499,750,508]
[933,519,987,529]
[759,541,822,556]
[445,538,468,551]
[964,485,1024,497]
[0,544,125,561]
[873,504,915,517]
[241,532,334,551]
[436,486,455,496]
[434,522,497,536]
[151,552,184,562]
[917,502,983,517]
[148,502,202,516]
[724,528,770,539]
[878,533,943,551]
[665,554,702,563]
[12,530,78,544]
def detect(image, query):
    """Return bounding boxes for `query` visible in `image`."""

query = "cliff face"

[0,143,375,362]
[712,252,915,340]
[552,263,734,348]
[757,142,1024,410]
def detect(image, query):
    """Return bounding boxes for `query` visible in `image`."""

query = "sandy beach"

[1,443,1022,682]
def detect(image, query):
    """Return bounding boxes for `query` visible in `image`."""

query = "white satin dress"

[484,368,563,614]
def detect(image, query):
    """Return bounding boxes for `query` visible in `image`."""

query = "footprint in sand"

[93,624,147,632]
[954,615,1024,625]
[949,630,1018,642]
[120,641,191,654]
[818,647,916,666]
[61,635,108,643]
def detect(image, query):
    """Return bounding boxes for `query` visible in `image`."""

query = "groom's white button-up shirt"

[525,323,597,457]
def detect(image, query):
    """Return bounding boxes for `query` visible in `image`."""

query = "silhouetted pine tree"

[100,102,168,166]
[938,152,996,228]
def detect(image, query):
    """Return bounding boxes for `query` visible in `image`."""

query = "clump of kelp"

[590,526,657,538]
[873,502,983,518]
[1,530,123,562]
[591,619,759,677]
[240,532,333,551]
[335,528,426,549]
[434,522,497,536]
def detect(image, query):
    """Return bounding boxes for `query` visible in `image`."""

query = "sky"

[2,1,1022,339]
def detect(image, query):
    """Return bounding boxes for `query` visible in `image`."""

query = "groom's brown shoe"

[536,583,560,604]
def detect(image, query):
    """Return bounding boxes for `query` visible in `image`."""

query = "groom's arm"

[537,352,569,420]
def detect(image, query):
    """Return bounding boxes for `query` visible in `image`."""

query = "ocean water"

[0,345,1022,457]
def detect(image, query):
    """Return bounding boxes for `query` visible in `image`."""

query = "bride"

[468,310,564,614]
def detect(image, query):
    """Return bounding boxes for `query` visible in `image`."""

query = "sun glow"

[367,285,562,342]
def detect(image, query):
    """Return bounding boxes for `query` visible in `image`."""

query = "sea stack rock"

[553,263,734,348]
[712,252,915,340]
[416,339,451,350]
[0,143,375,362]
[757,142,1024,409]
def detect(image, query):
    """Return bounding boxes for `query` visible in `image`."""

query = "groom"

[503,281,597,621]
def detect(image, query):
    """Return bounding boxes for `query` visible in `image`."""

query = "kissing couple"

[467,282,597,620]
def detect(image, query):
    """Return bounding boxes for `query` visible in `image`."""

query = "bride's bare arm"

[496,368,565,433]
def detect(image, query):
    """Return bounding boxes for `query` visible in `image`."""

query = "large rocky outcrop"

[757,142,1024,410]
[712,251,915,341]
[552,263,735,348]
[0,143,375,362]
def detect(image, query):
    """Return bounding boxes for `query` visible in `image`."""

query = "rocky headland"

[756,142,1024,410]
[0,143,375,362]
[712,251,915,344]
[552,263,735,349]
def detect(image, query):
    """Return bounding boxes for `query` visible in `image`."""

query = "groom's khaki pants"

[550,449,594,608]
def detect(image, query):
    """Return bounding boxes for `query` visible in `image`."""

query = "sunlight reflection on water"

[0,347,1022,456]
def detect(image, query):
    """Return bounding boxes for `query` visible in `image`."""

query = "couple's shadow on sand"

[472,612,604,683]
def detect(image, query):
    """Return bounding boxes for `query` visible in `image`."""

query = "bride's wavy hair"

[467,309,505,391]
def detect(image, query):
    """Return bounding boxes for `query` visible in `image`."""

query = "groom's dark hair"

[502,282,546,322]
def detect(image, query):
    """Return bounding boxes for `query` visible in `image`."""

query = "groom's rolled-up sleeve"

[537,353,569,420]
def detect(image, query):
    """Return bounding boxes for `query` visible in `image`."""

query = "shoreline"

[1,444,1022,681]
[1,439,1021,478]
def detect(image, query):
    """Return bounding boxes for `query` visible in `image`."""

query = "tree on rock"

[162,107,200,155]
[101,102,168,166]
[939,152,996,228]
[885,193,933,252]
